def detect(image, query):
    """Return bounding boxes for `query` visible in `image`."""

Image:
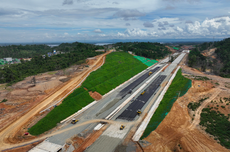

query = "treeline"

[115,42,170,59]
[0,42,104,58]
[214,38,230,77]
[188,37,230,77]
[0,45,52,58]
[0,43,103,85]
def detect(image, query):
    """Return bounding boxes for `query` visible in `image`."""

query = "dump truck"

[120,125,125,130]
[71,119,79,124]
[137,110,142,115]
[149,72,152,76]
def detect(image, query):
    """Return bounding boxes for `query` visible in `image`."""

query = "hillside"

[114,42,170,59]
[188,37,230,77]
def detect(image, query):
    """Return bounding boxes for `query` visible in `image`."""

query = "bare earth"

[0,51,111,151]
[142,64,230,152]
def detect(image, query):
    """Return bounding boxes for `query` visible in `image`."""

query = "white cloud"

[93,29,103,33]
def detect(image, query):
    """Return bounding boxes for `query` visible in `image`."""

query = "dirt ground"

[0,51,111,151]
[142,65,230,152]
[89,91,102,101]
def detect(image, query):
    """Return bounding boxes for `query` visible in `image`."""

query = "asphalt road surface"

[117,75,166,121]
[119,67,160,97]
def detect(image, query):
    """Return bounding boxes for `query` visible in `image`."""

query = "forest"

[0,42,104,58]
[188,37,230,77]
[114,42,170,59]
[0,42,103,85]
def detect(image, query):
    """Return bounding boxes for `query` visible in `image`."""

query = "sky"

[0,0,230,43]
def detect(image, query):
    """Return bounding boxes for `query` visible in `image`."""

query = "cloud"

[125,23,131,26]
[162,0,200,4]
[93,29,103,33]
[185,20,193,24]
[158,22,164,27]
[158,27,166,30]
[113,9,145,20]
[143,22,154,28]
[169,24,175,27]
[163,21,169,25]
[63,0,73,5]
[112,2,119,5]
[164,5,175,10]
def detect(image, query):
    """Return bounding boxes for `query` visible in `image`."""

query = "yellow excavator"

[71,119,79,124]
[137,110,142,115]
[120,125,125,130]
[149,72,152,76]
[141,90,145,95]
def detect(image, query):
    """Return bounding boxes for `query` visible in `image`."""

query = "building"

[53,50,56,55]
[4,57,12,62]
[47,52,53,57]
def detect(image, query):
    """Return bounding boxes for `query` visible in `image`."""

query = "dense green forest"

[0,43,103,85]
[214,38,230,77]
[0,42,104,58]
[114,42,170,59]
[188,37,230,77]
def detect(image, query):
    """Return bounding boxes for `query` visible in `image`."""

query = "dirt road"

[0,51,111,151]
[189,88,221,130]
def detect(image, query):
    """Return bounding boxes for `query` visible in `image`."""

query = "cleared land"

[0,51,110,150]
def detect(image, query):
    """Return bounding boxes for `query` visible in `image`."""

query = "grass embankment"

[200,108,230,149]
[81,52,148,95]
[141,69,191,139]
[29,52,147,135]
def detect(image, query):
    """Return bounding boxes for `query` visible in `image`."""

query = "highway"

[117,75,166,121]
[119,66,160,97]
[24,52,186,152]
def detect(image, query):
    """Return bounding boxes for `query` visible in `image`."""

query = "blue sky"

[0,0,230,43]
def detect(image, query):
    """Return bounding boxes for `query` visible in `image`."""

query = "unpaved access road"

[0,51,111,151]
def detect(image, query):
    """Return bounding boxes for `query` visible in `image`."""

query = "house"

[47,52,53,57]
[4,57,12,62]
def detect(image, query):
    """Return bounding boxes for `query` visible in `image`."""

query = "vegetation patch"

[141,69,191,139]
[0,42,104,85]
[29,52,148,135]
[82,52,148,95]
[187,97,209,111]
[200,108,230,149]
[29,87,93,135]
[1,99,7,103]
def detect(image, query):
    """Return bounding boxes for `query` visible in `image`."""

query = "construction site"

[0,48,230,152]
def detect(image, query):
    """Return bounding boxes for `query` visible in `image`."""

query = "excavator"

[149,71,152,76]
[137,110,142,115]
[120,125,125,130]
[71,119,79,124]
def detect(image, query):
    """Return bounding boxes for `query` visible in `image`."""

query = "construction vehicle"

[149,72,152,76]
[128,89,132,94]
[141,90,145,95]
[137,110,142,115]
[120,125,125,130]
[100,121,108,124]
[71,119,79,124]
